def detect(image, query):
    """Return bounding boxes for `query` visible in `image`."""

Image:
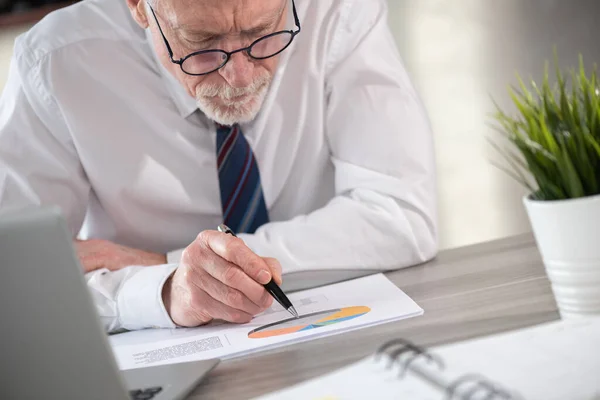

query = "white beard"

[195,72,272,126]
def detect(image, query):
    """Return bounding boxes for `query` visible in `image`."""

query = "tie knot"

[217,123,237,140]
[216,123,238,138]
[216,122,238,129]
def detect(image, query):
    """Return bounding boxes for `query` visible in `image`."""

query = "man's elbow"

[414,223,439,264]
[385,211,439,270]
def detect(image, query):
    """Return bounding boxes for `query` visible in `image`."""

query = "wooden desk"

[190,234,559,400]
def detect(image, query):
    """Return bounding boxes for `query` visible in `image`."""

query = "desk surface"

[190,234,558,399]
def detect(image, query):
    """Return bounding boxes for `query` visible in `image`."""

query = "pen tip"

[288,306,299,319]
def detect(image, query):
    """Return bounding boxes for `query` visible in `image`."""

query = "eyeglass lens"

[181,31,294,75]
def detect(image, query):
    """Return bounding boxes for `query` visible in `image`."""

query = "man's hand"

[75,239,167,273]
[162,230,283,327]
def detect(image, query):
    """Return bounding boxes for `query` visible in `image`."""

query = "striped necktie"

[216,124,269,234]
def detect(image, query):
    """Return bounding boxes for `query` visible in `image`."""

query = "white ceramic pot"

[524,193,600,318]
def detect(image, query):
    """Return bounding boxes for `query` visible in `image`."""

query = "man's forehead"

[159,0,286,32]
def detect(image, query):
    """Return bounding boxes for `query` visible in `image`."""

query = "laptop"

[0,206,219,400]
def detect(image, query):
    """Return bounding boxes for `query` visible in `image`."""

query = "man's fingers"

[74,239,165,273]
[75,241,101,273]
[200,231,272,285]
[190,269,263,316]
[201,255,271,308]
[190,286,253,324]
[263,257,283,286]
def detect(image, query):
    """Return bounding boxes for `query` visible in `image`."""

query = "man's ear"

[126,0,150,28]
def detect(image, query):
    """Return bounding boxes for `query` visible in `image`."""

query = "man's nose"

[218,50,255,88]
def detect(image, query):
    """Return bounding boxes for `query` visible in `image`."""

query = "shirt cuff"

[167,248,185,264]
[117,264,178,330]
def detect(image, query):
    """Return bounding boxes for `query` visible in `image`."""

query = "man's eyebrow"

[175,7,283,39]
[243,19,279,35]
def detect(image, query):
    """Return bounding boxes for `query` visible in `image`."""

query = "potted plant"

[490,55,600,318]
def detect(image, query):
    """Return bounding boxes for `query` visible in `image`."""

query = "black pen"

[217,224,299,319]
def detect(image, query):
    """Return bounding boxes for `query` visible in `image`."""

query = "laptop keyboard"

[129,386,163,400]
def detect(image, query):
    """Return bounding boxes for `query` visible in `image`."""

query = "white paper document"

[252,317,600,400]
[435,317,600,400]
[109,273,423,370]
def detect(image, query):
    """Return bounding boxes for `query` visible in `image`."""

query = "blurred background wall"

[0,0,598,250]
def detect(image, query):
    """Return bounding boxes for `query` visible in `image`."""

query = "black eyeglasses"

[147,0,301,76]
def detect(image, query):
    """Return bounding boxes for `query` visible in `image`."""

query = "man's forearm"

[75,238,167,273]
[237,183,437,275]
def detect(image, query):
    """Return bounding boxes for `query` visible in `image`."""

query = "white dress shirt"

[0,0,438,332]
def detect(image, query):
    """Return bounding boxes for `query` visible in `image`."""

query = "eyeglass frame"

[147,0,301,76]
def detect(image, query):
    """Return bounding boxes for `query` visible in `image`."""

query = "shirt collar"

[145,29,199,119]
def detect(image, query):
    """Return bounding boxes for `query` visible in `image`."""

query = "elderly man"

[0,0,437,332]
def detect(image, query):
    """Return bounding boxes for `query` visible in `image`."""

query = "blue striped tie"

[216,124,269,234]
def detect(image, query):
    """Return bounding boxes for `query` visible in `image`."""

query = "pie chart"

[248,306,371,339]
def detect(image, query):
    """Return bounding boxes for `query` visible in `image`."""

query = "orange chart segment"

[248,306,371,339]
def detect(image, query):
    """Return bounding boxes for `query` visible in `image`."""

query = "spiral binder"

[255,319,599,400]
[376,338,445,377]
[374,338,523,400]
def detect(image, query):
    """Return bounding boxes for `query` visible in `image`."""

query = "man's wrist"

[161,274,173,318]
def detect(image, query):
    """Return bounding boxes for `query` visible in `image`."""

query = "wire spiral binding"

[445,374,521,400]
[375,339,523,400]
[375,338,445,377]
